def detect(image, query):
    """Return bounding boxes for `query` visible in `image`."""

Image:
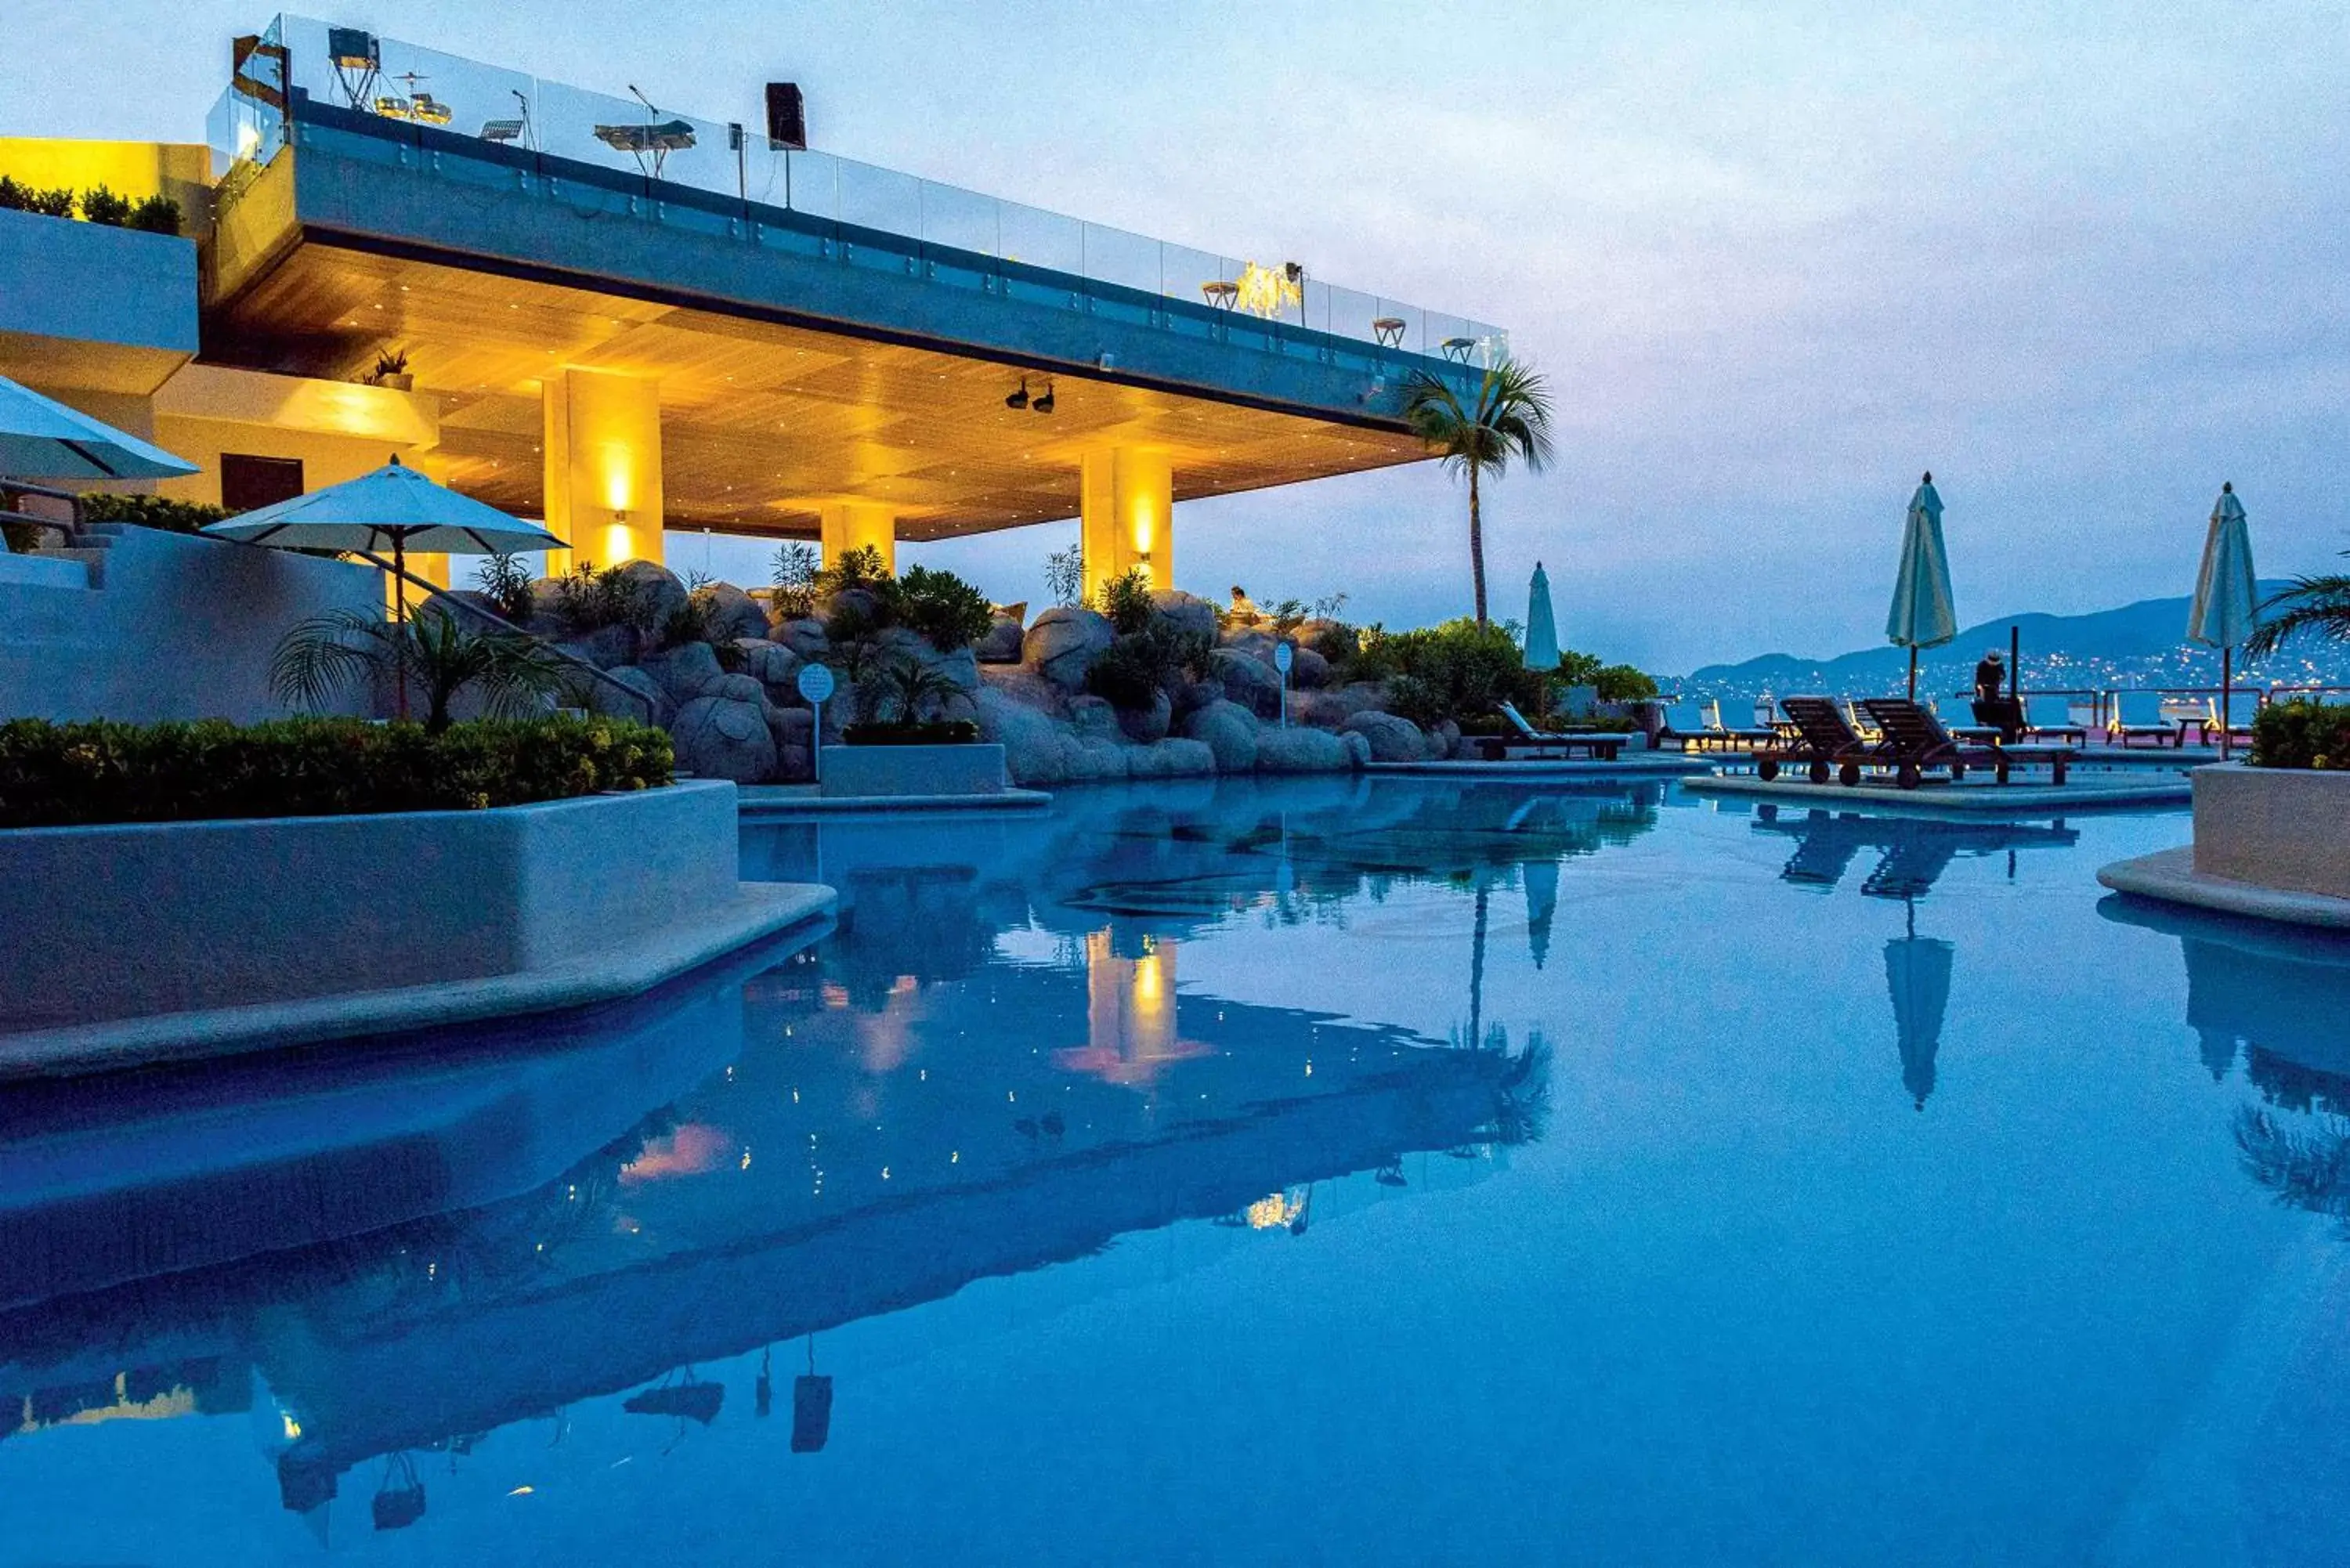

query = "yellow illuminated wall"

[543,368,663,571]
[1080,447,1173,598]
[0,139,211,225]
[819,501,898,574]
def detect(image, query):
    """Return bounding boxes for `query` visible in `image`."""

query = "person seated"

[1227,585,1264,627]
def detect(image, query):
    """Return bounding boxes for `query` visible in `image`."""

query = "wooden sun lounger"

[1860,698,2071,788]
[1753,695,1886,784]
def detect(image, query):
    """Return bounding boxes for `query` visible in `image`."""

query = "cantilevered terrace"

[203,16,1506,590]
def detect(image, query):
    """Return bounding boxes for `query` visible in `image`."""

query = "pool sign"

[1272,642,1292,728]
[797,663,837,786]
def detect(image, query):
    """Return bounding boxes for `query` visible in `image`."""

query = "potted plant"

[370,346,414,392]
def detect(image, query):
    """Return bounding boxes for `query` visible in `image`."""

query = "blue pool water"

[5,777,2349,1565]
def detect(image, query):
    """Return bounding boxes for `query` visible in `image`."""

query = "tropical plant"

[2247,564,2350,659]
[76,492,231,535]
[1045,543,1086,608]
[1313,591,1350,620]
[270,606,567,735]
[770,541,820,618]
[1556,649,1659,701]
[817,544,891,595]
[893,564,994,651]
[1092,567,1156,634]
[1355,617,1542,725]
[1086,623,1210,711]
[1401,356,1555,625]
[475,552,537,622]
[128,194,181,235]
[78,184,132,226]
[0,177,76,217]
[551,562,654,636]
[859,653,970,725]
[371,345,410,382]
[2250,699,2350,770]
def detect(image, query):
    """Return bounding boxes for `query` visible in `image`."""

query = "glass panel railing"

[258,14,1502,361]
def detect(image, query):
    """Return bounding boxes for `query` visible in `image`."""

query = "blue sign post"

[796,662,837,786]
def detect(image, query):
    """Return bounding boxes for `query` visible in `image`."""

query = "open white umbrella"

[1523,561,1560,671]
[2188,482,2258,759]
[203,456,562,625]
[0,371,197,482]
[1885,471,1957,700]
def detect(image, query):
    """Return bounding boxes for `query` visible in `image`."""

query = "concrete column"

[819,501,897,575]
[1079,447,1172,598]
[541,369,663,573]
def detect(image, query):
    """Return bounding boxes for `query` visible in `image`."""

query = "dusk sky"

[11,1,2345,672]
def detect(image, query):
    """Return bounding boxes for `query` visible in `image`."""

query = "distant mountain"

[1682,583,2347,699]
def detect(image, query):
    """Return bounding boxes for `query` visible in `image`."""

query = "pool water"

[5,777,2349,1566]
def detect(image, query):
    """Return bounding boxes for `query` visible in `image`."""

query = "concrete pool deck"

[2099,846,2350,931]
[739,784,1053,818]
[1684,772,2189,815]
[0,882,835,1082]
[1367,756,1716,779]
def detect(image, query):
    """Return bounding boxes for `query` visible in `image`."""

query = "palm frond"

[2245,575,2350,659]
[269,609,399,714]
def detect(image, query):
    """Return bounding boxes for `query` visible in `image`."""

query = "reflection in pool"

[5,779,2350,1565]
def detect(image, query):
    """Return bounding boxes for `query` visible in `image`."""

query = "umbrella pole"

[392,533,409,723]
[2220,646,2232,761]
[1907,646,1918,702]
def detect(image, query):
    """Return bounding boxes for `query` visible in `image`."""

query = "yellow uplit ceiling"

[205,243,1429,540]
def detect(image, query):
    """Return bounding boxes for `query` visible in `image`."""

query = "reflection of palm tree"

[1469,880,1490,1050]
[2235,1108,2350,1223]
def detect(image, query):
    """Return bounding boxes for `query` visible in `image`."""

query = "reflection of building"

[1059,930,1214,1085]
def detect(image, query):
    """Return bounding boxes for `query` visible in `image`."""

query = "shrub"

[892,564,994,651]
[0,714,673,828]
[857,653,971,724]
[1092,568,1155,635]
[1044,544,1086,607]
[841,719,981,746]
[817,544,890,595]
[474,552,537,623]
[1087,623,1213,711]
[770,541,820,619]
[128,194,182,235]
[553,562,655,636]
[1355,618,1539,724]
[1556,650,1659,701]
[79,184,132,226]
[2250,699,2350,770]
[0,177,77,217]
[77,493,231,534]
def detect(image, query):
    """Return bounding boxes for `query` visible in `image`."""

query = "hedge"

[0,715,674,829]
[2250,699,2350,771]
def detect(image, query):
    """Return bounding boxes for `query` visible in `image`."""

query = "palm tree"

[2245,563,2350,659]
[860,653,970,725]
[271,606,566,734]
[1402,356,1555,625]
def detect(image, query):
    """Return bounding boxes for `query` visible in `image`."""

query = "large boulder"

[765,704,814,782]
[976,685,1069,786]
[1431,719,1462,761]
[1209,648,1283,719]
[614,559,690,634]
[588,664,671,728]
[700,582,770,643]
[929,645,982,697]
[980,665,1068,718]
[1290,689,1358,729]
[1023,607,1115,691]
[1256,725,1356,773]
[732,638,801,693]
[552,624,638,671]
[974,615,1025,663]
[1170,676,1226,722]
[1150,590,1220,643]
[1128,737,1216,778]
[670,691,777,782]
[1343,731,1373,769]
[1343,710,1429,762]
[1117,689,1173,745]
[639,641,725,704]
[816,586,884,627]
[1067,695,1122,743]
[1064,739,1131,782]
[1180,699,1261,773]
[1296,617,1358,663]
[772,616,830,659]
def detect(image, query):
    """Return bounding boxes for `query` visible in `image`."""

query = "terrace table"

[1202,281,1239,309]
[1372,316,1407,347]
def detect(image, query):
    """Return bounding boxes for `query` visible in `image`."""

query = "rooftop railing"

[208,15,1508,367]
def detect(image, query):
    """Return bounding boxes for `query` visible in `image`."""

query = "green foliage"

[1092,568,1156,635]
[271,606,567,735]
[1305,620,1361,668]
[1086,623,1213,711]
[474,552,537,623]
[552,562,655,637]
[1354,617,1540,724]
[0,177,78,217]
[372,345,410,380]
[76,493,230,534]
[129,194,182,234]
[817,544,890,594]
[1044,544,1086,608]
[1555,649,1659,701]
[2248,567,2350,659]
[79,184,132,226]
[891,564,994,651]
[660,575,721,649]
[859,654,971,724]
[0,714,672,829]
[769,541,820,619]
[841,719,982,746]
[2250,699,2350,770]
[1401,355,1556,624]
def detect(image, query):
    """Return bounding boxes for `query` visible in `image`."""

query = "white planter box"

[819,742,1007,798]
[2193,763,2350,900]
[0,779,746,1034]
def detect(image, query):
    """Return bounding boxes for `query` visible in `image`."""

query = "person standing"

[1973,649,2007,704]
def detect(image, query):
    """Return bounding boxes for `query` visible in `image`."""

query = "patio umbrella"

[1885,472,1957,700]
[1885,899,1953,1111]
[1524,561,1560,670]
[0,371,197,482]
[202,456,562,627]
[2187,482,2258,759]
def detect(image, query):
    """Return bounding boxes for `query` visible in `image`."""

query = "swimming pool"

[3,776,2345,1565]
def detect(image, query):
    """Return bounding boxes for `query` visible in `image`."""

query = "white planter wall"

[2193,763,2350,900]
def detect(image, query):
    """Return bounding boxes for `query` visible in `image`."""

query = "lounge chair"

[1656,700,1715,751]
[1861,697,2072,788]
[2106,691,2178,748]
[2189,693,2257,750]
[1703,698,1778,751]
[1475,701,1625,761]
[2025,694,2089,746]
[1754,695,1885,783]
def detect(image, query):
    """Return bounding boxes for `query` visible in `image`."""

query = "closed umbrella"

[1885,900,1953,1111]
[1885,471,1957,700]
[0,370,197,482]
[1524,561,1560,671]
[2187,482,2258,759]
[1522,855,1559,970]
[203,456,562,627]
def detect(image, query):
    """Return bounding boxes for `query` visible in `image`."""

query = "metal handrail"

[356,550,660,725]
